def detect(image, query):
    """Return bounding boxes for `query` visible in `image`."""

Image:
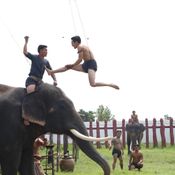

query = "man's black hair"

[37,45,47,53]
[71,36,81,43]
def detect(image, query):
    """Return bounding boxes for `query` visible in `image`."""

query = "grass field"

[43,145,175,175]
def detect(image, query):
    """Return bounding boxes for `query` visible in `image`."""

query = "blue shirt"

[25,52,52,79]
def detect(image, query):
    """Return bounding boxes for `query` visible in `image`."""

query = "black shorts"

[112,148,122,158]
[130,163,143,169]
[25,77,42,87]
[82,59,97,73]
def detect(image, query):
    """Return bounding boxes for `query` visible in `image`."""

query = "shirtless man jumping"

[109,130,124,170]
[46,36,119,90]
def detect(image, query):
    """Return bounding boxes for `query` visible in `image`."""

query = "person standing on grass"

[109,130,124,170]
[45,35,120,90]
[128,144,143,171]
[33,137,48,175]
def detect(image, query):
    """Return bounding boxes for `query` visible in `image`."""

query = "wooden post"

[72,140,79,162]
[89,120,93,137]
[56,135,61,172]
[169,118,174,145]
[112,120,117,137]
[96,120,101,148]
[122,119,126,148]
[63,134,68,154]
[104,120,109,148]
[152,118,158,147]
[145,118,149,148]
[160,118,166,147]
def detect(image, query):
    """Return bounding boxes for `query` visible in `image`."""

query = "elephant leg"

[1,164,18,175]
[127,134,131,154]
[18,148,34,175]
[138,133,143,148]
[0,150,21,175]
[1,162,18,175]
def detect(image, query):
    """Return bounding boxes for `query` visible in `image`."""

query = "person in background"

[128,144,143,171]
[33,137,48,175]
[46,35,119,90]
[131,110,139,124]
[109,130,124,170]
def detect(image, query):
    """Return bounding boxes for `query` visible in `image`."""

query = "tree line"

[78,105,114,122]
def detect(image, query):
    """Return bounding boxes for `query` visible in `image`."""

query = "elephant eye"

[48,107,55,113]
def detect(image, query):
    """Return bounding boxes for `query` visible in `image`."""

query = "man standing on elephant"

[23,36,57,125]
[109,130,124,170]
[128,144,143,171]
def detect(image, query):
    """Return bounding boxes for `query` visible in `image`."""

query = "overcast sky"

[0,0,175,120]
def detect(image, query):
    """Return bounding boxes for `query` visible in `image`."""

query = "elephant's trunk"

[72,136,110,175]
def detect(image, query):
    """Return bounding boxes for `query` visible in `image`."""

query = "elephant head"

[0,84,14,94]
[0,83,111,175]
[126,123,145,154]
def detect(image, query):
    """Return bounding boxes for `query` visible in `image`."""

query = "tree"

[78,109,95,122]
[96,105,114,121]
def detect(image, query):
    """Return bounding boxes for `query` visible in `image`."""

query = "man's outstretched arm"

[23,36,29,55]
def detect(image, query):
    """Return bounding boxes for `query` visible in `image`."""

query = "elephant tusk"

[70,129,112,141]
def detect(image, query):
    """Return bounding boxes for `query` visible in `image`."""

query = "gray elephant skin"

[126,123,145,154]
[0,83,110,175]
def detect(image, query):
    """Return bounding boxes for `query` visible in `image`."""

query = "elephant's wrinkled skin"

[0,83,110,175]
[126,123,145,154]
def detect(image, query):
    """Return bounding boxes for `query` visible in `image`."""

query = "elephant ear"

[22,92,46,126]
[126,124,135,132]
[139,123,145,132]
[126,123,145,132]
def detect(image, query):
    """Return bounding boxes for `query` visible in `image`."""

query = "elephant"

[0,83,112,175]
[126,123,145,154]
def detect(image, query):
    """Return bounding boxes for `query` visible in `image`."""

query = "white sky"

[0,0,175,120]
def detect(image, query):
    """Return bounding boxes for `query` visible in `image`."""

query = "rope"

[70,0,89,46]
[0,16,22,52]
[0,16,31,66]
[69,0,77,34]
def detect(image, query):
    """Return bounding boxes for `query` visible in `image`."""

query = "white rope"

[74,0,89,45]
[69,0,77,34]
[0,16,21,52]
[0,16,31,66]
[70,0,89,46]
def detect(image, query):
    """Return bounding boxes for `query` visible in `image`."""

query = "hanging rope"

[74,0,89,45]
[69,0,77,34]
[0,16,31,66]
[69,0,89,46]
[0,16,22,52]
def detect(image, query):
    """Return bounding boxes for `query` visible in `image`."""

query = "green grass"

[42,145,175,175]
